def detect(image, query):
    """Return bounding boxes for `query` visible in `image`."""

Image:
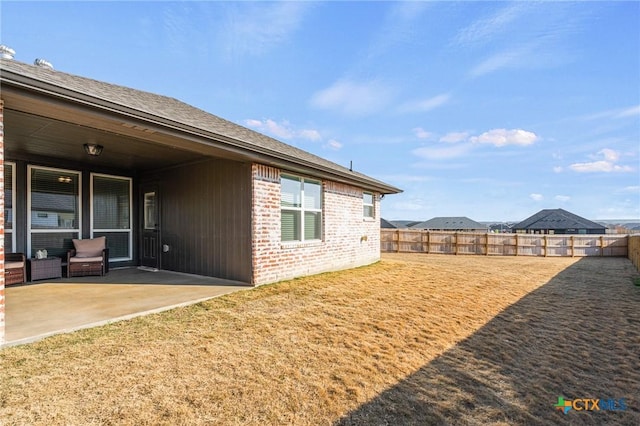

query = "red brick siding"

[251,164,380,285]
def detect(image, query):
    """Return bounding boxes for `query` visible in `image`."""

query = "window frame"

[90,173,133,261]
[27,165,82,259]
[363,191,375,219]
[280,175,323,243]
[4,162,16,253]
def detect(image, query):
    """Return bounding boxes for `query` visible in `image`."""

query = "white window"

[91,173,133,261]
[28,165,81,258]
[4,162,16,253]
[281,175,322,242]
[363,192,374,218]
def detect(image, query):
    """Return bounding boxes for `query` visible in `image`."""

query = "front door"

[140,184,160,269]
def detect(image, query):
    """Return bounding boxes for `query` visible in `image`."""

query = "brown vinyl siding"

[148,158,252,283]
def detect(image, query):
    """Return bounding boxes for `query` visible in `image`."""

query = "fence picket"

[381,230,629,258]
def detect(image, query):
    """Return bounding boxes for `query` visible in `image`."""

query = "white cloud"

[582,105,640,121]
[555,195,571,202]
[569,149,634,173]
[469,129,538,147]
[615,186,640,194]
[398,93,451,113]
[412,127,433,139]
[412,144,472,160]
[530,193,544,201]
[245,118,322,142]
[220,2,310,57]
[440,132,469,144]
[553,166,563,173]
[245,118,293,139]
[596,148,619,162]
[244,119,262,128]
[324,139,343,150]
[469,46,531,77]
[569,161,633,173]
[299,129,321,141]
[615,105,640,118]
[310,79,395,116]
[453,2,529,47]
[365,2,430,61]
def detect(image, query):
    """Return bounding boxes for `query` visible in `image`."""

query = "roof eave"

[0,68,402,194]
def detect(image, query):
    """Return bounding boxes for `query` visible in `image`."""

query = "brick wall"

[251,164,380,285]
[0,100,5,344]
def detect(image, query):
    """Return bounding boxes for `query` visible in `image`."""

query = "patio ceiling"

[2,88,252,172]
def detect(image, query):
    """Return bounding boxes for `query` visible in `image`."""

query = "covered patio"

[4,267,248,347]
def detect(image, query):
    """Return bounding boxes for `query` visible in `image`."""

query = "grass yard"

[1,254,639,425]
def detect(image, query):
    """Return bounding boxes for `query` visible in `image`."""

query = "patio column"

[0,99,5,345]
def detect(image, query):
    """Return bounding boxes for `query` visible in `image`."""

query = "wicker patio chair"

[5,253,26,285]
[67,237,109,278]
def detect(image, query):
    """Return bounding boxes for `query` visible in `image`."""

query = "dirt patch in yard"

[1,254,638,425]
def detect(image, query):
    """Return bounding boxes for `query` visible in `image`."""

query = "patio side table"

[29,257,62,281]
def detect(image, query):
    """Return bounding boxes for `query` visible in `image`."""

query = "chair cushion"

[72,237,106,258]
[5,261,25,269]
[69,256,104,263]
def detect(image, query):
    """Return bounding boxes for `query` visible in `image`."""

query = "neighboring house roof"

[0,59,401,195]
[380,218,396,229]
[411,217,487,230]
[513,208,606,230]
[389,220,420,229]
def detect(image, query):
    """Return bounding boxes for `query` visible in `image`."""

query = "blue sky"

[2,1,639,221]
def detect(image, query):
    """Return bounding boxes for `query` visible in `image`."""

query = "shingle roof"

[380,218,396,229]
[513,209,605,230]
[410,217,487,230]
[389,220,420,229]
[0,59,401,194]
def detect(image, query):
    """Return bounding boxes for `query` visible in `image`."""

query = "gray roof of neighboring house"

[389,220,421,229]
[411,217,487,230]
[513,208,606,230]
[0,59,401,194]
[380,218,396,229]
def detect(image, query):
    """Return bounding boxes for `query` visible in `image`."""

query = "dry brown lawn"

[1,254,639,425]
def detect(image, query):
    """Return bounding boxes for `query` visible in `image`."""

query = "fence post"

[600,235,604,257]
[455,232,459,255]
[426,230,430,254]
[515,234,519,256]
[543,235,547,257]
[396,229,400,253]
[485,232,489,255]
[570,235,575,257]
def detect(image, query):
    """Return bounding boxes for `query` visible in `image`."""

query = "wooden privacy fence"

[381,229,629,257]
[629,235,640,270]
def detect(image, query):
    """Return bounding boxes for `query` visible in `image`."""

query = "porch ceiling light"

[84,143,104,157]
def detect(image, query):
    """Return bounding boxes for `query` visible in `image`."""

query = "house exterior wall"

[144,158,253,283]
[251,164,380,285]
[0,100,5,344]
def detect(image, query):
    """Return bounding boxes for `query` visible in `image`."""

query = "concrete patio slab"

[4,267,249,347]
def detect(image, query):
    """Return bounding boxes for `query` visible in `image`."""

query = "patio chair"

[67,237,109,278]
[5,253,26,285]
